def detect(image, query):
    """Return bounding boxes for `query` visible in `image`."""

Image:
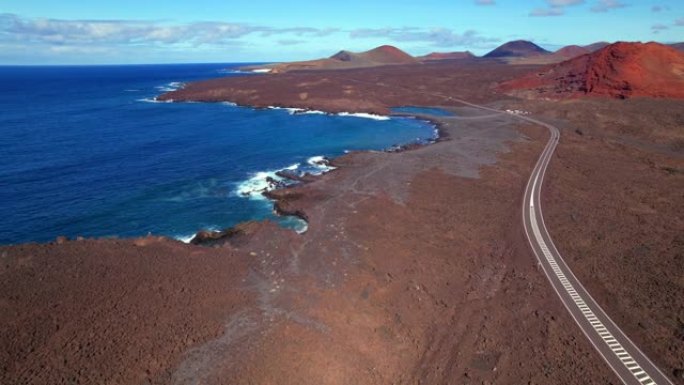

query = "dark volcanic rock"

[484,40,550,58]
[275,169,317,183]
[331,50,354,62]
[190,228,243,247]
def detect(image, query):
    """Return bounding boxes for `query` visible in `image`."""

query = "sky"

[0,0,682,64]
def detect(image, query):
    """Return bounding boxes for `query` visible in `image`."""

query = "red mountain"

[554,45,590,60]
[417,51,475,61]
[500,42,684,99]
[358,45,416,64]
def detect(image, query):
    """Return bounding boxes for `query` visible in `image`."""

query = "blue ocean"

[0,64,436,244]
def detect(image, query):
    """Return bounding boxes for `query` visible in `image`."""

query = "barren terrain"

[2,60,682,384]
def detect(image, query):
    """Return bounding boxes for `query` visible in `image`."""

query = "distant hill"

[248,45,416,73]
[584,41,611,52]
[554,45,590,60]
[670,42,684,52]
[417,51,475,61]
[500,42,684,99]
[484,40,550,58]
[508,44,590,65]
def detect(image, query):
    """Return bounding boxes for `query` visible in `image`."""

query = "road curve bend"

[338,79,675,383]
[440,96,674,384]
[516,113,674,385]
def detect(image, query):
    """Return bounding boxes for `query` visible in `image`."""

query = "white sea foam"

[337,112,390,121]
[295,220,309,234]
[307,156,327,167]
[307,155,337,174]
[175,224,222,244]
[267,106,306,115]
[299,110,327,115]
[154,82,185,93]
[222,101,238,107]
[137,97,173,104]
[176,234,196,244]
[235,163,300,200]
[217,69,249,74]
[251,68,272,73]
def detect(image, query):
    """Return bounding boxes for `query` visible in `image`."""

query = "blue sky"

[1,0,682,64]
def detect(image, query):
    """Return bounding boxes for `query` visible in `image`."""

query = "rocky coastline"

[2,59,683,385]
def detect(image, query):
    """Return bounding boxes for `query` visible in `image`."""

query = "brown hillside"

[417,51,475,61]
[554,45,590,59]
[500,42,684,99]
[252,45,416,73]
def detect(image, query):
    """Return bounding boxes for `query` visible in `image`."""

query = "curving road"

[425,95,674,385]
[517,113,674,385]
[339,77,674,383]
[435,94,674,385]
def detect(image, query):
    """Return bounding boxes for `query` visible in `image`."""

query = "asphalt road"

[438,95,674,384]
[516,113,674,385]
[338,78,675,383]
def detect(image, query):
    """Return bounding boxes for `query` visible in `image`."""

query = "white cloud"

[590,0,627,13]
[651,23,669,33]
[0,13,336,48]
[529,0,584,17]
[349,27,499,48]
[546,0,584,6]
[529,8,566,16]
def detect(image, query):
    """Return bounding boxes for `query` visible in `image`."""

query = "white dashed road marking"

[528,185,657,384]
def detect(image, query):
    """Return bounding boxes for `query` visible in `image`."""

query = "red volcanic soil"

[554,45,590,60]
[2,58,683,384]
[501,41,684,99]
[358,45,415,64]
[484,40,550,58]
[417,51,475,61]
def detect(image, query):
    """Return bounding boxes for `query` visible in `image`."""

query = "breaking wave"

[154,81,185,92]
[137,97,173,104]
[337,112,390,120]
[265,106,390,120]
[235,163,300,200]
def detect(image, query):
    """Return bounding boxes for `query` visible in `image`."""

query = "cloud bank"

[349,27,499,48]
[0,13,338,47]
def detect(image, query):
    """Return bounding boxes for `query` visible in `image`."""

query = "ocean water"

[391,106,454,117]
[0,64,436,244]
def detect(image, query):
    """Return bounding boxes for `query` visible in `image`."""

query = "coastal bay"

[2,57,682,385]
